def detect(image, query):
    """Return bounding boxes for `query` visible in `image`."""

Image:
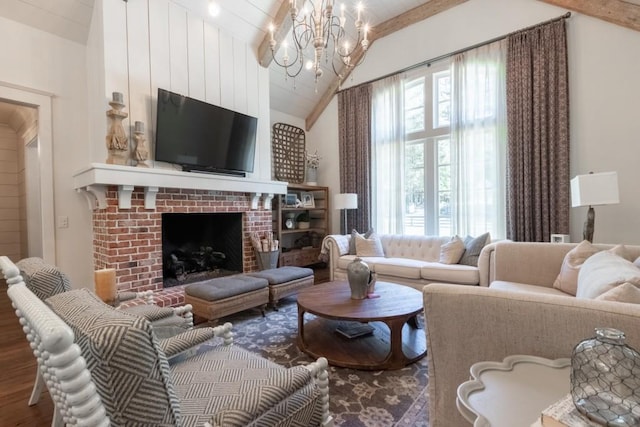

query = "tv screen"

[155,88,257,175]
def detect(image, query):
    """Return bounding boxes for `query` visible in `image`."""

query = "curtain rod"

[337,11,571,93]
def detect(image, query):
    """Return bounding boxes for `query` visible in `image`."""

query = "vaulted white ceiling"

[0,0,430,120]
[3,0,639,124]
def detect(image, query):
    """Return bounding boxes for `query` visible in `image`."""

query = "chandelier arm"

[270,0,368,82]
[270,47,304,79]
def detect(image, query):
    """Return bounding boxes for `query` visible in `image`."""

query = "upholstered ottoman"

[248,266,314,310]
[184,275,269,324]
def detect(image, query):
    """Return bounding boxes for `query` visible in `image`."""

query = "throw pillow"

[439,235,465,264]
[458,232,491,267]
[576,251,640,299]
[608,244,634,261]
[634,256,640,268]
[355,232,385,257]
[349,228,373,255]
[595,282,640,304]
[552,240,600,296]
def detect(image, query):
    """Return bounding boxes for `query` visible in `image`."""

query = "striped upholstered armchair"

[3,256,333,426]
[14,257,197,410]
[44,287,332,426]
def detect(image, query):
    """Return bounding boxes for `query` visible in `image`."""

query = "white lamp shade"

[570,171,619,207]
[334,193,358,210]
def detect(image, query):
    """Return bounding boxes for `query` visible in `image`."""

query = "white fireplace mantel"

[73,163,287,210]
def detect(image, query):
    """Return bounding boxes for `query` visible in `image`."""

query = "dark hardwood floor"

[1,279,53,426]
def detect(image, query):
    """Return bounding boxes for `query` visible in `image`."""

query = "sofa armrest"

[487,241,578,287]
[423,283,640,427]
[477,242,499,287]
[322,234,350,281]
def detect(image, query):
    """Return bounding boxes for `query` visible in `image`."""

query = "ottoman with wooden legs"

[248,266,314,310]
[184,275,269,324]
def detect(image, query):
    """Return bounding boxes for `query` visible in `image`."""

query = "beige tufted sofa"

[323,234,481,290]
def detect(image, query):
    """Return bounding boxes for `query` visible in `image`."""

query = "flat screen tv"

[155,88,257,176]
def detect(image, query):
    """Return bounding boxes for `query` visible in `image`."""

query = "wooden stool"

[248,266,314,310]
[184,275,269,324]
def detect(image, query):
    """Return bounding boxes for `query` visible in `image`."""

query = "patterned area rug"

[221,297,430,427]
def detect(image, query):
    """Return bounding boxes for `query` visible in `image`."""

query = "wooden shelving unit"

[273,183,329,268]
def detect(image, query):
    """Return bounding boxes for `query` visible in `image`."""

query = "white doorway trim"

[0,83,56,264]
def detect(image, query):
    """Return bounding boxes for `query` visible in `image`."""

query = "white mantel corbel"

[263,193,274,210]
[145,187,159,209]
[73,163,287,210]
[118,185,134,209]
[77,184,108,210]
[251,193,262,210]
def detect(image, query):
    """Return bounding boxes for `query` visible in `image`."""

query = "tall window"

[371,41,507,239]
[403,68,452,236]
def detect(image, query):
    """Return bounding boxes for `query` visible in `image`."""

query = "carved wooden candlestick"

[106,92,129,165]
[133,121,149,167]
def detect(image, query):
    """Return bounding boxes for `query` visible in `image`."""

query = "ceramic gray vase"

[347,257,372,300]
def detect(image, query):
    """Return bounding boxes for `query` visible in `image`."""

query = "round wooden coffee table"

[297,280,426,370]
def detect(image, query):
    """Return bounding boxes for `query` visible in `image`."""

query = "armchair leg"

[305,357,333,427]
[52,405,63,427]
[28,366,45,405]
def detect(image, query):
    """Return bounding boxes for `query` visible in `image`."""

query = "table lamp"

[334,193,358,235]
[570,171,619,243]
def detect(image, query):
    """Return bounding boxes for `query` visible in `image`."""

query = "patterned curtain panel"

[506,19,570,242]
[338,85,372,233]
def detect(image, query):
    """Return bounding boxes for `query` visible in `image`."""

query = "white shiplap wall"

[0,126,20,260]
[98,0,270,180]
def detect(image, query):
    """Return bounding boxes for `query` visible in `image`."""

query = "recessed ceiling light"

[208,1,221,17]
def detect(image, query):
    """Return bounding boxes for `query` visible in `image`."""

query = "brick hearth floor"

[119,284,188,309]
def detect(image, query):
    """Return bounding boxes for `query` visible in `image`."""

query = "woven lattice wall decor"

[272,122,305,183]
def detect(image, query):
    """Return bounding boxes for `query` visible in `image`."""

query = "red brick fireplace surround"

[92,187,273,307]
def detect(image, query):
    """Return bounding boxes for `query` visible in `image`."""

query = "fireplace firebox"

[162,212,242,287]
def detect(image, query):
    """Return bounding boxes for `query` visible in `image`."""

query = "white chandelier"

[268,0,370,84]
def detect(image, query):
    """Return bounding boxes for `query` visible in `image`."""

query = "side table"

[456,355,570,427]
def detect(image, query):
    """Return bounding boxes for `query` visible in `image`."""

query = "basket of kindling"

[251,232,280,270]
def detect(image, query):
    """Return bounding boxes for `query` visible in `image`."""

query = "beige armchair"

[423,284,640,427]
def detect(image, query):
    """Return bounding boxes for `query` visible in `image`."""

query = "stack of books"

[536,394,599,427]
[335,323,374,339]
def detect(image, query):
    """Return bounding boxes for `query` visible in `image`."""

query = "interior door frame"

[0,82,56,264]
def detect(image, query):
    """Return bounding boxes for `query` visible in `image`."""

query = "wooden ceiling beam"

[305,0,469,131]
[538,0,640,32]
[258,0,293,67]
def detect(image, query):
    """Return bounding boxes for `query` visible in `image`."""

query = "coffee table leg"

[297,305,306,350]
[408,314,422,329]
[384,318,409,369]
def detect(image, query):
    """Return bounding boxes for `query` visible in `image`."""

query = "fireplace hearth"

[162,212,242,288]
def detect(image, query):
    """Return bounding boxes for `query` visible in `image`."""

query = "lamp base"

[582,206,595,243]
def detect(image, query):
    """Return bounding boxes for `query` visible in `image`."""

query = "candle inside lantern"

[94,268,117,305]
[112,92,124,104]
[135,121,144,133]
